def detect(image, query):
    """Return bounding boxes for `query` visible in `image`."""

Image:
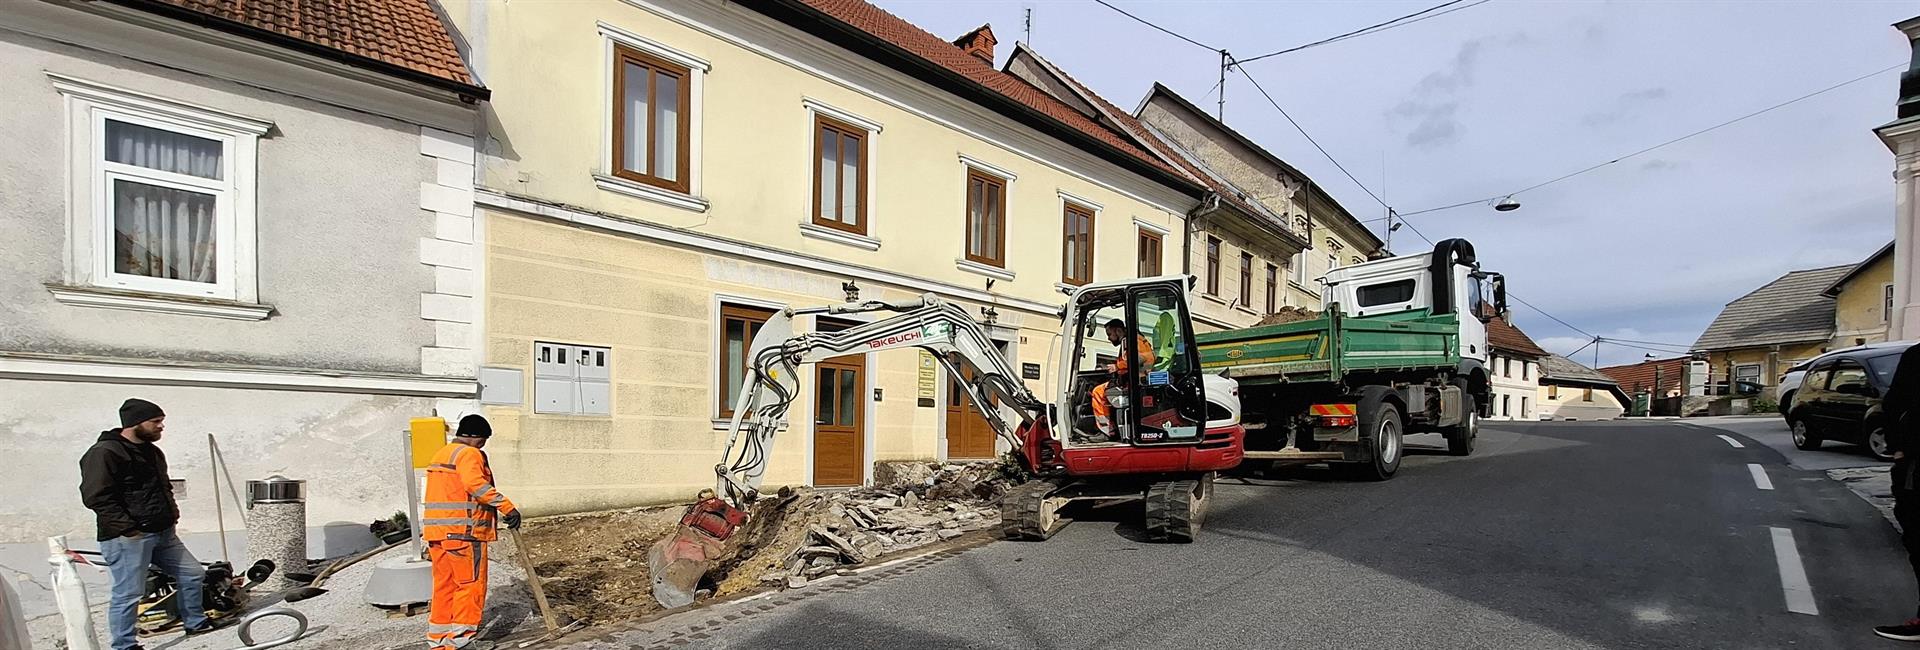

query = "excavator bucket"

[648,495,747,608]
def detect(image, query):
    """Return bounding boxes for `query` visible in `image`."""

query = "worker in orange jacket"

[1091,319,1155,437]
[423,415,519,650]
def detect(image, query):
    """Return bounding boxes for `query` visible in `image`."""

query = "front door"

[945,359,999,460]
[812,318,865,487]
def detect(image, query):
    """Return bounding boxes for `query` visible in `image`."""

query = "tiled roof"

[1599,357,1688,395]
[1488,316,1548,358]
[109,0,479,91]
[1541,354,1619,386]
[1822,241,1894,297]
[781,0,1190,185]
[1692,265,1853,351]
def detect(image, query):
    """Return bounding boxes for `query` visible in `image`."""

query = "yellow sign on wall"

[917,351,938,407]
[408,417,449,469]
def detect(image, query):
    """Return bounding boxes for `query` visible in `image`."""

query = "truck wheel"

[1343,386,1403,481]
[1444,392,1477,457]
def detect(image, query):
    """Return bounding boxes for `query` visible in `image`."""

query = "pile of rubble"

[1255,306,1320,326]
[755,461,1014,588]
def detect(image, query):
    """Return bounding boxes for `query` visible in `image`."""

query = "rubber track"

[1001,480,1055,541]
[1144,480,1198,544]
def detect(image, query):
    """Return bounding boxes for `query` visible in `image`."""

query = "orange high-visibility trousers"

[426,540,488,649]
[1091,382,1114,433]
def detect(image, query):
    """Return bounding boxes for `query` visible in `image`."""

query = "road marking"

[1717,434,1744,448]
[1748,463,1774,490]
[1769,527,1820,615]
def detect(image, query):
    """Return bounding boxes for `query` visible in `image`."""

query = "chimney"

[1898,17,1920,119]
[953,24,996,65]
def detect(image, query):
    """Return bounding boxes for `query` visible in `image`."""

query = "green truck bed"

[1196,309,1461,386]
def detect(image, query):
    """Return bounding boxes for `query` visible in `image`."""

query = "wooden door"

[946,368,996,460]
[812,358,865,487]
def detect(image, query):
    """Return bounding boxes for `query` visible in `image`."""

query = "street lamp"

[1494,195,1521,212]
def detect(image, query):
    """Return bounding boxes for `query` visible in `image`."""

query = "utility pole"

[1024,7,1032,45]
[1217,50,1229,121]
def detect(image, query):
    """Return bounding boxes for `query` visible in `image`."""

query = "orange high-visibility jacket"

[422,443,516,543]
[1113,335,1155,375]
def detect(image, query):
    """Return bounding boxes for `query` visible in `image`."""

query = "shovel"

[285,540,401,603]
[507,527,578,648]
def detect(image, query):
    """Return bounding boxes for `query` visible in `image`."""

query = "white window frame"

[1886,283,1896,324]
[533,341,612,416]
[52,74,269,305]
[596,22,710,212]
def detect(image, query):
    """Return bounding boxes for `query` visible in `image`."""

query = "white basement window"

[534,342,612,415]
[51,74,270,310]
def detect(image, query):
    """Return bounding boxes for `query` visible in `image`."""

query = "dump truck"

[1195,238,1505,480]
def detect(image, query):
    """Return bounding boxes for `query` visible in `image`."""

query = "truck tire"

[1443,379,1477,457]
[1340,386,1403,481]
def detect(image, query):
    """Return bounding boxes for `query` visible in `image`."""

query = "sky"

[872,0,1915,368]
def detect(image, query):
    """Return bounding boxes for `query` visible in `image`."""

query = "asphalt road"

[575,421,1916,649]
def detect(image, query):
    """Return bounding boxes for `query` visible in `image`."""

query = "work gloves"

[502,509,522,530]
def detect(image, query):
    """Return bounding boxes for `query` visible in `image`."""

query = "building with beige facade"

[442,0,1230,514]
[1823,242,1896,348]
[1134,83,1385,331]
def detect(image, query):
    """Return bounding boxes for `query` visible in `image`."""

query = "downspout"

[1183,193,1221,277]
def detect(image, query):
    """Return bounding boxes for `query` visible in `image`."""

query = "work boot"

[1874,619,1920,642]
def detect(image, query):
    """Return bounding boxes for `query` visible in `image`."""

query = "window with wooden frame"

[1137,229,1162,277]
[1238,252,1254,307]
[718,303,776,418]
[964,170,1007,267]
[613,45,691,193]
[813,115,867,234]
[1265,263,1278,313]
[1205,236,1221,295]
[1061,202,1095,285]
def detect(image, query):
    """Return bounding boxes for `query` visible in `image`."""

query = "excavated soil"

[518,505,684,624]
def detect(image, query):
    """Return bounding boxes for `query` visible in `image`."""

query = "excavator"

[648,275,1246,607]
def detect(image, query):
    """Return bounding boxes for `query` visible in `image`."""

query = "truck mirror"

[1491,274,1508,315]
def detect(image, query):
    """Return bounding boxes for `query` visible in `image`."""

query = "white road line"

[1748,463,1774,490]
[1770,527,1820,615]
[1717,434,1745,448]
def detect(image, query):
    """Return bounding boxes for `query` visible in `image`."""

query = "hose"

[234,607,309,649]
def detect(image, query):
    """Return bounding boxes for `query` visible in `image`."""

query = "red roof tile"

[1487,317,1548,358]
[790,0,1189,185]
[112,0,477,90]
[1599,358,1688,395]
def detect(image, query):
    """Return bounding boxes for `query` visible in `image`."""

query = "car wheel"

[1868,426,1896,461]
[1791,419,1823,451]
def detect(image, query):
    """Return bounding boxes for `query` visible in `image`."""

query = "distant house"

[1692,265,1856,399]
[1822,242,1896,348]
[1539,355,1629,420]
[1600,357,1690,398]
[1486,317,1547,421]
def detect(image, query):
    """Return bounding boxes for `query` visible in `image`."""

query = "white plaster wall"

[0,378,431,545]
[1487,355,1539,420]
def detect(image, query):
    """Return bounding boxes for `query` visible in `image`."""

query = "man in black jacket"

[1879,345,1920,642]
[79,399,220,650]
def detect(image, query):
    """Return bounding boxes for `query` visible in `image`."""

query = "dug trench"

[515,461,1017,627]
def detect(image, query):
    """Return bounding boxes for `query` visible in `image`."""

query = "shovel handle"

[508,527,561,633]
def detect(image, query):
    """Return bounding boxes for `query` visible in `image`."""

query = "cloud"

[1639,158,1680,172]
[1388,39,1496,149]
[1580,87,1671,126]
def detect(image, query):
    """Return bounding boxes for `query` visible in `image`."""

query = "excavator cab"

[1062,279,1207,449]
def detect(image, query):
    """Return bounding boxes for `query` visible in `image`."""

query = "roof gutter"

[100,0,491,101]
[752,0,1202,198]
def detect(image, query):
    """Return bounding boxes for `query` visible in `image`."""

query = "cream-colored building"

[1486,318,1546,421]
[1824,242,1896,348]
[443,0,1213,514]
[1134,83,1384,330]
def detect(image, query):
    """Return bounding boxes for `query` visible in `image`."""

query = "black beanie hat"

[119,399,164,428]
[455,414,492,439]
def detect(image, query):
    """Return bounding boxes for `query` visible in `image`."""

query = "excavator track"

[1001,479,1069,541]
[1144,473,1212,544]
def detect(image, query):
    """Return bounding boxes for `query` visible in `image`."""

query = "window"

[1829,362,1872,395]
[1870,353,1903,384]
[1265,263,1278,314]
[1887,284,1897,324]
[55,75,268,305]
[1137,229,1163,276]
[1733,364,1761,386]
[1357,279,1416,307]
[1501,394,1510,416]
[1328,255,1339,274]
[1291,252,1306,285]
[534,342,611,415]
[1503,357,1512,378]
[1062,202,1095,285]
[613,45,691,193]
[1803,362,1834,393]
[1205,236,1221,295]
[1548,385,1560,400]
[719,304,776,417]
[812,115,867,234]
[1521,396,1529,418]
[964,170,1007,267]
[1582,387,1594,402]
[1522,362,1531,380]
[1238,252,1254,307]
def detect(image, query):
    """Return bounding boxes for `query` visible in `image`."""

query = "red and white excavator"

[648,276,1246,607]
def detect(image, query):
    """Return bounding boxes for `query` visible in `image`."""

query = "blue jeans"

[99,528,207,650]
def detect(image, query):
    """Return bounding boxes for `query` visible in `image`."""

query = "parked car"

[1787,341,1917,460]
[1782,340,1912,420]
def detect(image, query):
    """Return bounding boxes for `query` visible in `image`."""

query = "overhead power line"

[1234,63,1389,209]
[1235,0,1491,64]
[1090,0,1218,52]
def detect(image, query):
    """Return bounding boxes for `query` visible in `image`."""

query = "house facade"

[1692,265,1854,399]
[445,0,1206,514]
[1486,317,1546,421]
[0,0,485,544]
[1823,242,1896,348]
[1133,83,1384,330]
[1538,355,1627,421]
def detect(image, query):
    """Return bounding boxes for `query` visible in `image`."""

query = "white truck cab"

[1320,239,1504,365]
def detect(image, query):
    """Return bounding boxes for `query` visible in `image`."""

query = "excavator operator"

[1090,318,1154,438]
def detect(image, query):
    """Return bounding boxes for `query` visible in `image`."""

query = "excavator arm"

[716,294,1046,506]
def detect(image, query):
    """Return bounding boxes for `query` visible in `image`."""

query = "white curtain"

[113,180,216,283]
[107,120,221,179]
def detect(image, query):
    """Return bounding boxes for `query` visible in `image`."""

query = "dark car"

[1787,342,1916,460]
